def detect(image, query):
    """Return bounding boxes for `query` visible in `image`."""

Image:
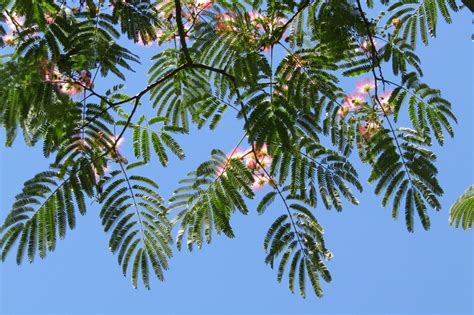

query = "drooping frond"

[270,142,362,211]
[119,114,186,166]
[261,197,332,298]
[386,0,459,47]
[364,127,443,232]
[11,6,138,79]
[169,149,255,251]
[380,37,423,77]
[148,49,213,130]
[389,72,456,145]
[0,58,76,147]
[111,1,165,44]
[99,161,172,289]
[67,12,139,79]
[449,186,474,230]
[0,165,94,264]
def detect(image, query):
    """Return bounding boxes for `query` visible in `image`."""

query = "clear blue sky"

[0,5,472,315]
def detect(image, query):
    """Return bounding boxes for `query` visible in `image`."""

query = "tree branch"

[355,0,417,193]
[174,0,193,63]
[462,0,474,12]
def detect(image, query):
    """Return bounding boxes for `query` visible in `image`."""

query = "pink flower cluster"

[134,0,213,47]
[217,144,275,191]
[215,10,287,52]
[377,92,394,114]
[1,13,24,46]
[358,121,380,141]
[43,65,93,97]
[338,79,393,118]
[2,12,56,46]
[338,79,396,140]
[215,12,237,32]
[247,11,287,32]
[193,0,213,11]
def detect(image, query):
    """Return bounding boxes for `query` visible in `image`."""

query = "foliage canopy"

[0,0,471,297]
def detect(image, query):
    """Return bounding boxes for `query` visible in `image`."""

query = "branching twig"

[174,0,192,63]
[355,0,416,190]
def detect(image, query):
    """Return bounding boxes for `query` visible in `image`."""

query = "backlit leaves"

[99,162,172,289]
[449,186,474,230]
[169,149,255,250]
[0,0,466,297]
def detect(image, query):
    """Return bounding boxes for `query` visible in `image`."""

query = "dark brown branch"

[174,0,193,63]
[355,1,385,85]
[462,0,474,12]
[280,0,312,31]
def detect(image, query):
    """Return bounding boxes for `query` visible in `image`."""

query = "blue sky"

[0,4,473,315]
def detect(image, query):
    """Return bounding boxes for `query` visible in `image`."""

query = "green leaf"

[449,186,474,230]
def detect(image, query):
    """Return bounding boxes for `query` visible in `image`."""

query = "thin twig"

[355,0,416,189]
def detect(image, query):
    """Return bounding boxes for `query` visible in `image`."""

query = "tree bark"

[462,0,474,12]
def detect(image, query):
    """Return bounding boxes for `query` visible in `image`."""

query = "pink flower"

[42,66,88,97]
[43,67,64,85]
[356,79,376,94]
[2,33,15,46]
[4,13,25,31]
[58,83,82,96]
[344,93,366,109]
[338,93,365,117]
[255,143,268,157]
[337,106,349,118]
[227,148,245,160]
[378,90,394,114]
[359,121,380,140]
[215,12,236,32]
[380,91,392,103]
[271,16,287,28]
[251,173,270,191]
[249,11,264,31]
[242,144,272,169]
[273,84,288,97]
[80,70,93,88]
[44,13,55,24]
[194,0,213,10]
[258,155,272,169]
[216,148,246,176]
[249,11,262,21]
[108,135,127,163]
[247,158,258,170]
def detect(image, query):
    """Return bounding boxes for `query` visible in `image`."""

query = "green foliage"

[170,149,255,250]
[449,186,474,230]
[0,58,76,147]
[0,0,468,298]
[385,0,458,47]
[390,72,456,145]
[0,167,92,264]
[119,114,186,166]
[99,161,172,289]
[364,127,442,232]
[261,198,332,298]
[270,143,363,211]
